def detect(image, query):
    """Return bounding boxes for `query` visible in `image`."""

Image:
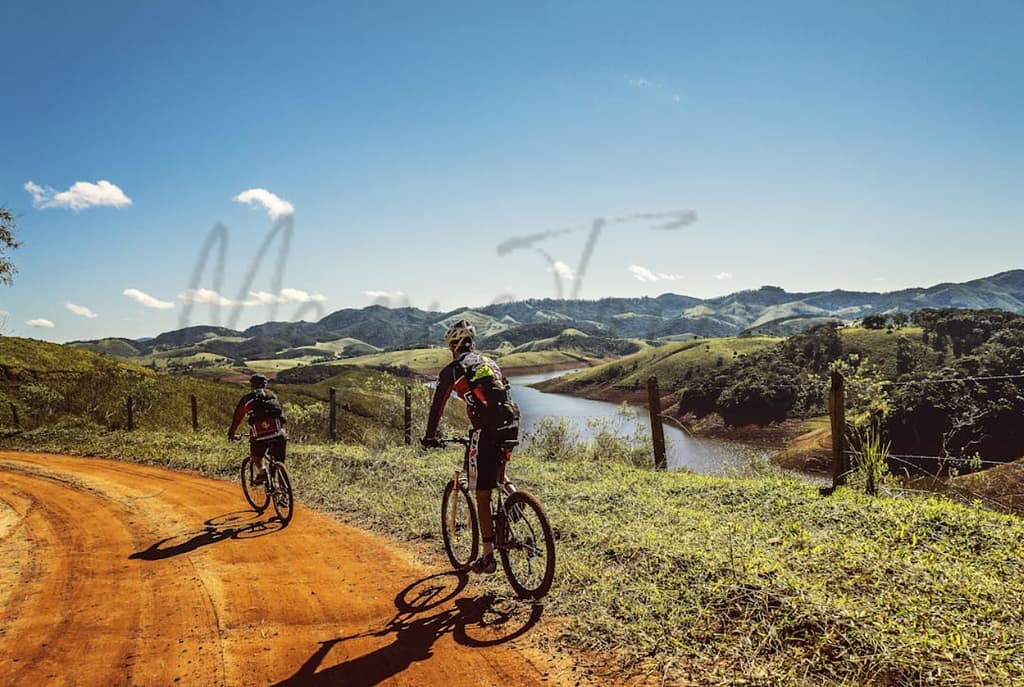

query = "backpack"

[460,352,519,440]
[250,388,284,422]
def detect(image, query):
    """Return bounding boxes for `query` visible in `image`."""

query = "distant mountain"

[71,269,1024,364]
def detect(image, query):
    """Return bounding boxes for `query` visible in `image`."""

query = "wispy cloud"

[233,188,295,220]
[626,77,682,105]
[180,287,326,307]
[629,265,682,282]
[65,302,98,319]
[248,288,326,305]
[27,318,55,328]
[364,290,412,307]
[714,272,733,281]
[25,180,132,211]
[124,288,175,310]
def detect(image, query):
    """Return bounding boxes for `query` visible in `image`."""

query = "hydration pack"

[250,388,284,422]
[458,351,519,443]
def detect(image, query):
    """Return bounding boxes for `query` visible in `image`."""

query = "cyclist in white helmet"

[422,319,519,574]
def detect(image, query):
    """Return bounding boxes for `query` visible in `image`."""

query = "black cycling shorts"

[250,436,286,463]
[466,425,504,491]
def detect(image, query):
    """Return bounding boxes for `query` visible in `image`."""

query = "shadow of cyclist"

[128,510,281,561]
[272,571,544,687]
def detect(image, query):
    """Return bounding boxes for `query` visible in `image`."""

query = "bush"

[525,416,580,461]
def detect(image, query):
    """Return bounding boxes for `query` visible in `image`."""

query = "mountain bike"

[436,435,555,599]
[233,437,294,525]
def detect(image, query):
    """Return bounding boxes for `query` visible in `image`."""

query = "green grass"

[0,335,451,445]
[4,423,1023,686]
[839,326,927,377]
[560,336,782,391]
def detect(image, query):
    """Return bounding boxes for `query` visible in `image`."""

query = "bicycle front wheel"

[241,456,269,512]
[269,463,294,525]
[441,479,478,570]
[498,490,555,599]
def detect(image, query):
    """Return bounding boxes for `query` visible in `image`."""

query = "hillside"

[70,269,1024,373]
[0,336,448,444]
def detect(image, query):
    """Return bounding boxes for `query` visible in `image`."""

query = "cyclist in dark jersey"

[422,319,519,574]
[228,373,287,486]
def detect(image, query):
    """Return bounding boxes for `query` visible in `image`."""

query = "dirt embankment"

[0,451,617,687]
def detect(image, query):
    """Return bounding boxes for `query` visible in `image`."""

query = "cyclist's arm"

[228,395,254,437]
[424,363,456,439]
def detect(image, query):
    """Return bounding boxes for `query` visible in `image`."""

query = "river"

[508,370,775,475]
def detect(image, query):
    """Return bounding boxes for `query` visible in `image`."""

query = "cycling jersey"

[425,350,512,437]
[229,389,287,440]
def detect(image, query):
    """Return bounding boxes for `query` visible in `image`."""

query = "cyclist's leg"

[250,437,269,484]
[269,436,286,464]
[248,436,265,470]
[470,425,500,568]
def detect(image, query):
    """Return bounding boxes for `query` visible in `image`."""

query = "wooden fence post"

[127,395,135,431]
[830,370,847,487]
[647,376,668,470]
[328,387,337,442]
[404,386,413,446]
[190,394,199,432]
[9,403,19,431]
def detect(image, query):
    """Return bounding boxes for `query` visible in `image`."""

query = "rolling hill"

[69,269,1024,370]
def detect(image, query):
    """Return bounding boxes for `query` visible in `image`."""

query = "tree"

[0,206,21,286]
[861,313,888,329]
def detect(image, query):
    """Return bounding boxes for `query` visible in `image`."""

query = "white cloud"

[364,290,411,307]
[25,180,132,211]
[233,188,295,220]
[65,302,98,319]
[714,272,733,281]
[27,318,55,328]
[629,265,682,282]
[124,288,175,310]
[180,288,234,306]
[549,261,576,281]
[248,288,326,305]
[364,290,405,300]
[178,287,327,307]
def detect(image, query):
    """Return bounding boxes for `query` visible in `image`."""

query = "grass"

[551,336,781,395]
[4,423,1023,686]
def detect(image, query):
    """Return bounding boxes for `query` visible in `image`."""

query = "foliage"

[524,416,580,461]
[851,420,891,495]
[0,206,20,287]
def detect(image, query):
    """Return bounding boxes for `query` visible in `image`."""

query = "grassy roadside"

[3,426,1024,686]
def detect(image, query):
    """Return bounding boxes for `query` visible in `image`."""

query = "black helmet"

[249,373,268,388]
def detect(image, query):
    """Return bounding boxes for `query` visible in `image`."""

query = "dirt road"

[0,451,572,687]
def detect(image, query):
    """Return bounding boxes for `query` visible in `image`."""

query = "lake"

[508,370,774,475]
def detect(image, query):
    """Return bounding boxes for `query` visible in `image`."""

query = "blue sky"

[2,1,1022,342]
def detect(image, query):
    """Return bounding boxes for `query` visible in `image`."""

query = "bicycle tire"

[498,490,555,599]
[441,479,478,570]
[270,463,294,525]
[240,456,270,512]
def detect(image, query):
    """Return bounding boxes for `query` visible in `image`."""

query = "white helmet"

[444,319,476,351]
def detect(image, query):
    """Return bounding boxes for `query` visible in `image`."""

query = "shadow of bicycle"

[273,570,545,686]
[129,510,283,561]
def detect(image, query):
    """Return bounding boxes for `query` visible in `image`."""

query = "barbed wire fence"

[4,368,1023,513]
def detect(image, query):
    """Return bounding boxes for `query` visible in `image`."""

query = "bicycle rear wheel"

[441,479,478,570]
[498,490,555,599]
[241,456,269,512]
[269,463,294,525]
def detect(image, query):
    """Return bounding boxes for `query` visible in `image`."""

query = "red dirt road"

[0,451,576,687]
